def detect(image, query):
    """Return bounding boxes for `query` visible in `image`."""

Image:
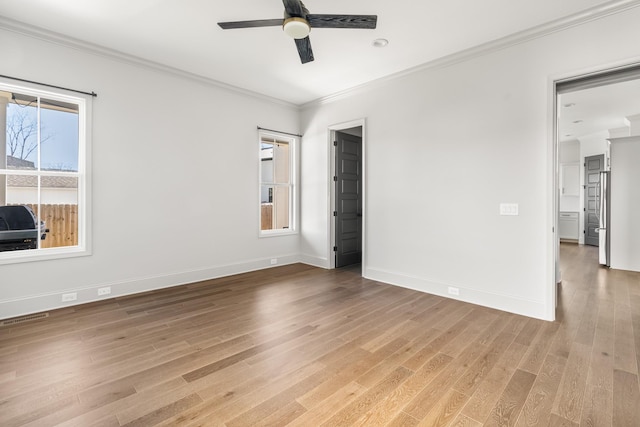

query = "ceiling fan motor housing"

[283,17,310,39]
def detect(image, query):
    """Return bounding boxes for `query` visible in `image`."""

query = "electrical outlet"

[61,292,77,302]
[447,287,460,296]
[270,258,278,265]
[500,203,519,216]
[98,286,111,296]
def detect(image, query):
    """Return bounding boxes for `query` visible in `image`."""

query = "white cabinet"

[559,212,579,240]
[560,163,580,196]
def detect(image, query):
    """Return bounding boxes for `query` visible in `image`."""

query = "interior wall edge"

[299,254,330,269]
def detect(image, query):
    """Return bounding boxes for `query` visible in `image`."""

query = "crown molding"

[0,16,299,110]
[301,0,640,110]
[2,1,639,111]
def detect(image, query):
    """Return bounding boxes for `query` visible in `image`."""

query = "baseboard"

[559,238,579,244]
[299,253,330,269]
[364,267,550,321]
[0,254,301,320]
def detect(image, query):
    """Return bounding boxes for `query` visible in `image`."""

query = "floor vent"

[1,312,49,326]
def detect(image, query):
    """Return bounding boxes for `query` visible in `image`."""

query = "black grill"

[0,205,48,252]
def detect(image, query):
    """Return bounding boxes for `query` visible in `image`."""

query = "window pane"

[273,141,289,183]
[261,142,274,184]
[1,175,41,252]
[0,83,87,261]
[39,175,79,248]
[260,186,274,231]
[259,132,294,235]
[40,98,79,172]
[260,185,290,231]
[273,185,290,230]
[5,96,38,169]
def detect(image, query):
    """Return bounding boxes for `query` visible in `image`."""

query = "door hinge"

[333,140,337,146]
[333,211,337,216]
[333,176,337,182]
[333,246,338,252]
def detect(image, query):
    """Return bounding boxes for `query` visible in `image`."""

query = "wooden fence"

[261,203,273,230]
[27,204,78,248]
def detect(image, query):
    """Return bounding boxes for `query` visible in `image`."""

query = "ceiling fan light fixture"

[283,17,310,39]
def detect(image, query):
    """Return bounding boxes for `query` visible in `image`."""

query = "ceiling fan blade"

[294,36,314,64]
[218,19,283,29]
[283,0,307,17]
[307,14,377,29]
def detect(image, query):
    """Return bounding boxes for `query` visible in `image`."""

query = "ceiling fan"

[217,0,377,64]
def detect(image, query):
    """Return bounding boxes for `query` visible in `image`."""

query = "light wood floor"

[1,244,640,426]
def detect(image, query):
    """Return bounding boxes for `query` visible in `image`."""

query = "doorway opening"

[329,119,365,271]
[554,63,640,309]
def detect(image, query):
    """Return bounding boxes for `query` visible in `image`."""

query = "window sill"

[0,245,91,265]
[259,230,298,238]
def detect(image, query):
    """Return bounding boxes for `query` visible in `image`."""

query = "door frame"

[328,118,366,270]
[549,58,640,320]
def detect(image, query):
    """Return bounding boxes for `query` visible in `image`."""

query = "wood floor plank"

[461,341,528,423]
[1,244,639,426]
[318,366,413,427]
[403,341,489,420]
[416,388,469,426]
[551,342,591,423]
[484,369,536,427]
[580,297,614,427]
[288,382,368,426]
[452,331,516,396]
[347,352,453,426]
[119,393,202,427]
[386,411,420,427]
[519,320,560,375]
[515,354,567,427]
[614,305,638,374]
[612,369,640,426]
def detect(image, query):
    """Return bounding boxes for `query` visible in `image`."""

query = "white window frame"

[258,130,297,237]
[0,78,92,264]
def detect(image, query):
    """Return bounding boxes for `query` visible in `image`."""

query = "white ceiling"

[0,0,629,105]
[559,78,640,143]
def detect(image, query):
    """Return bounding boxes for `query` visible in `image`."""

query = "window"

[259,131,295,236]
[0,80,91,263]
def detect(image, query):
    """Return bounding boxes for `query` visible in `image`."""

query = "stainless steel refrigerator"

[598,171,611,266]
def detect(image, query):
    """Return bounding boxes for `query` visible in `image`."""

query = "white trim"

[0,78,92,264]
[328,119,366,270]
[365,267,549,321]
[0,16,298,111]
[300,253,330,269]
[258,130,298,237]
[301,0,640,109]
[3,2,639,110]
[547,56,640,322]
[0,254,301,320]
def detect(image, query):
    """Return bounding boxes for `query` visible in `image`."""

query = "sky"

[5,103,79,172]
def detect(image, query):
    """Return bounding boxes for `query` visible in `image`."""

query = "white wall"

[4,7,640,322]
[0,28,300,319]
[300,6,640,320]
[610,136,640,272]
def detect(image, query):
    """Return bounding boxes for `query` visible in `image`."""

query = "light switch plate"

[500,203,519,216]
